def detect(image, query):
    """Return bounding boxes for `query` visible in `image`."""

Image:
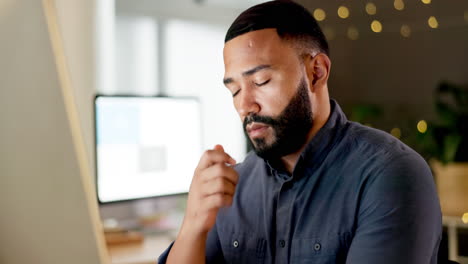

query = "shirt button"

[279,240,286,248]
[233,240,239,248]
[314,243,321,251]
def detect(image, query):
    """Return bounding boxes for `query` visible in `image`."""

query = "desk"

[108,234,173,264]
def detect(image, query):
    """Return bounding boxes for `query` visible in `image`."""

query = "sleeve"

[157,222,225,264]
[157,241,174,264]
[345,153,442,264]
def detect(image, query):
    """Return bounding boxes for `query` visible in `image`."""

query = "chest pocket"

[291,234,349,264]
[220,232,266,264]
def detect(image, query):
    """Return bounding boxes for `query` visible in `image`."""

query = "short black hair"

[225,0,329,56]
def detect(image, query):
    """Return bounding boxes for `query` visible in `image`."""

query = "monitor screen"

[94,95,202,203]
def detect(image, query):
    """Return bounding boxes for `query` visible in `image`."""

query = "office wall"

[327,25,468,125]
[0,0,107,263]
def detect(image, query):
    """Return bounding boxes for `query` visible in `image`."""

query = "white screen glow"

[95,96,202,203]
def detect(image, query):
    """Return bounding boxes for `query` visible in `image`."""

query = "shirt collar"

[295,99,347,173]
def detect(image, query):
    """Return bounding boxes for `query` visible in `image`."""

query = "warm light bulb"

[463,213,468,224]
[417,120,428,133]
[400,24,411,38]
[390,128,402,139]
[347,26,359,40]
[366,3,377,15]
[421,0,431,4]
[464,10,468,23]
[371,20,382,33]
[338,6,350,19]
[428,16,438,28]
[394,0,405,11]
[313,8,326,21]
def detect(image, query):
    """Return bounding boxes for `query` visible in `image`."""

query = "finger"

[201,163,239,186]
[201,193,234,211]
[201,177,236,197]
[197,148,236,170]
[214,144,236,165]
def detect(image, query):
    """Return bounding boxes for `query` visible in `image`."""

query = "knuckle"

[213,178,225,191]
[216,163,226,174]
[213,194,224,207]
[213,163,225,175]
[224,168,237,183]
[200,149,213,161]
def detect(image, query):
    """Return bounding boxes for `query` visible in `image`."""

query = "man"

[159,1,442,263]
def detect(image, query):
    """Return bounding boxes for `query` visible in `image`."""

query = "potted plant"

[427,81,468,217]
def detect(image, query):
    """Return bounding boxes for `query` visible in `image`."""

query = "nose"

[237,87,260,119]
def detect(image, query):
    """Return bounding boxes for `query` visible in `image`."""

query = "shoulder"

[343,121,426,169]
[335,121,436,200]
[345,124,441,229]
[344,123,437,206]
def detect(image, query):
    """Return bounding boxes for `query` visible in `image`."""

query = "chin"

[252,139,276,153]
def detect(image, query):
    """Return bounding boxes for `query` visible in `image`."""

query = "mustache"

[243,114,280,130]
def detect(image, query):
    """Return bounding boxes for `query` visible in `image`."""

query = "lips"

[246,122,269,138]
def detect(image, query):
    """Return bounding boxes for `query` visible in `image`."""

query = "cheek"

[232,97,242,113]
[257,83,293,114]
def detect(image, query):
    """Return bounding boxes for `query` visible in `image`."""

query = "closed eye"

[255,79,270,86]
[232,89,240,97]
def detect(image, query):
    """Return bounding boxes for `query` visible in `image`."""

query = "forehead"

[223,29,299,75]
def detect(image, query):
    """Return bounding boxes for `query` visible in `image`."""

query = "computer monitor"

[94,95,202,203]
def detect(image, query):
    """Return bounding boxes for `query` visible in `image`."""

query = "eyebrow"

[223,64,272,85]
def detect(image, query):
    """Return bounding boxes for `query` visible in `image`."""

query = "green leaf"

[442,134,462,163]
[435,102,457,126]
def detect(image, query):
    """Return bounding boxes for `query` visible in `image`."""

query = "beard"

[243,77,313,160]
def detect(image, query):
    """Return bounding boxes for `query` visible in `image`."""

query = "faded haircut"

[224,0,329,57]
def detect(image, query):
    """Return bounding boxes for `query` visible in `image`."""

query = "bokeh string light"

[310,3,467,40]
[417,120,428,134]
[400,24,411,38]
[365,2,377,15]
[338,6,350,19]
[428,16,439,29]
[394,0,405,11]
[371,20,383,33]
[390,128,402,139]
[313,8,326,22]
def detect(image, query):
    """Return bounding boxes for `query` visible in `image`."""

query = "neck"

[280,100,331,174]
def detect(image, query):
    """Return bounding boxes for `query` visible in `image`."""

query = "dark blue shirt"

[159,100,441,264]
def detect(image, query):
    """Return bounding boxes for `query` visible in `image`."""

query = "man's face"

[223,29,313,159]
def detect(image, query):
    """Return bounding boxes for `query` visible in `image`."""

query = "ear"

[304,53,331,92]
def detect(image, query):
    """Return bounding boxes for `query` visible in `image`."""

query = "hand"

[180,144,238,238]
